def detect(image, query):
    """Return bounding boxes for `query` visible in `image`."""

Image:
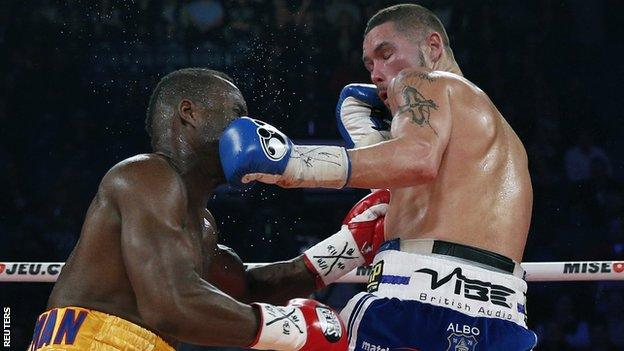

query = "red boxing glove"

[291,299,348,351]
[341,189,389,264]
[304,189,389,288]
[250,299,347,351]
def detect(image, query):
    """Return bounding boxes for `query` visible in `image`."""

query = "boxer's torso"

[385,74,532,262]
[46,154,234,344]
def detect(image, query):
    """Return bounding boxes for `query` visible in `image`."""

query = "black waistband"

[379,239,516,274]
[432,240,516,274]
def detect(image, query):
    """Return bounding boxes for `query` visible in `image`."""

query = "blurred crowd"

[1,1,623,350]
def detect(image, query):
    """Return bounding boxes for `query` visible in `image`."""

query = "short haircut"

[365,4,450,51]
[145,68,235,148]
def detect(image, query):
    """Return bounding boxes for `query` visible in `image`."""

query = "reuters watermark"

[3,307,9,348]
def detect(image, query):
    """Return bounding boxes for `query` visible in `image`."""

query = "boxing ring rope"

[1,261,623,283]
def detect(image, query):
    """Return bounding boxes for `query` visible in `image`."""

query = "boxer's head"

[146,68,247,156]
[362,4,460,102]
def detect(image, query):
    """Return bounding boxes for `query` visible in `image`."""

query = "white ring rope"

[1,261,623,283]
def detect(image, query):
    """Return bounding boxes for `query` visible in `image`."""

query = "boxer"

[221,4,537,350]
[27,68,388,351]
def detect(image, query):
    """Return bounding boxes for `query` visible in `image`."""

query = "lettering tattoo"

[397,85,439,135]
[408,72,435,83]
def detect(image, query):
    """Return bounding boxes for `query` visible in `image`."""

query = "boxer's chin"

[379,90,388,101]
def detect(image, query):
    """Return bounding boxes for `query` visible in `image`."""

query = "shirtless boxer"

[221,4,538,350]
[27,68,389,351]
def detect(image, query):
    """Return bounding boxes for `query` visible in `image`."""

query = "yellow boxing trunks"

[28,307,174,351]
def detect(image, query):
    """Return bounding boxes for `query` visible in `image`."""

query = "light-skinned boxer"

[220,4,537,350]
[27,68,388,351]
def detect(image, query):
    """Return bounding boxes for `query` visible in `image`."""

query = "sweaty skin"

[47,78,317,347]
[349,22,532,262]
[385,70,532,261]
[47,154,316,347]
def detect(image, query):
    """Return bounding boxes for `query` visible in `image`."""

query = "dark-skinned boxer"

[28,68,388,351]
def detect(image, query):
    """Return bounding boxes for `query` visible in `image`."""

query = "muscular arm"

[202,213,316,305]
[244,256,316,305]
[346,69,452,188]
[112,158,258,347]
[205,242,316,306]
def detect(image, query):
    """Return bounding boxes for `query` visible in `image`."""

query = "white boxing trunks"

[340,239,538,351]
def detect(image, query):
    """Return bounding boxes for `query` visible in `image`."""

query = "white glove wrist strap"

[282,145,350,189]
[304,226,365,285]
[251,303,307,351]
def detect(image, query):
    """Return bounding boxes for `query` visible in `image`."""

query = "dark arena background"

[1,1,624,350]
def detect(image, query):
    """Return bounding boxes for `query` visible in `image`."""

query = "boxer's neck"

[158,139,221,207]
[182,168,218,208]
[432,55,463,77]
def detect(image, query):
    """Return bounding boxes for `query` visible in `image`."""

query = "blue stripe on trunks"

[379,275,410,285]
[348,293,375,343]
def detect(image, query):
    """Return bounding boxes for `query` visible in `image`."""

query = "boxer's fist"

[251,299,347,351]
[304,189,389,287]
[336,84,391,148]
[219,117,293,188]
[220,117,350,189]
[342,189,389,264]
[291,299,348,351]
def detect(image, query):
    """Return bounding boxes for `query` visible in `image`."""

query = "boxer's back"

[46,154,207,339]
[385,74,532,262]
[47,177,137,319]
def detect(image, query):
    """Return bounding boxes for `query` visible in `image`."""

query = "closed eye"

[382,52,393,60]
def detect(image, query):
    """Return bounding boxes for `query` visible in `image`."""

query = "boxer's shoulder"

[101,153,187,209]
[389,68,455,103]
[393,68,450,85]
[392,68,480,96]
[103,154,181,189]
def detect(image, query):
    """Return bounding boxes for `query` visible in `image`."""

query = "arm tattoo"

[397,85,439,135]
[409,72,435,83]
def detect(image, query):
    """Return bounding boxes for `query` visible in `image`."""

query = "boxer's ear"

[421,32,444,66]
[178,99,199,128]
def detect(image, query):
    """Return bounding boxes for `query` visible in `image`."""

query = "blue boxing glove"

[336,84,392,148]
[220,117,350,189]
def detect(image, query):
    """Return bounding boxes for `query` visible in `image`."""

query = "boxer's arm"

[203,244,248,301]
[207,188,387,303]
[111,159,258,347]
[244,256,316,304]
[205,242,316,305]
[346,69,452,188]
[202,211,316,305]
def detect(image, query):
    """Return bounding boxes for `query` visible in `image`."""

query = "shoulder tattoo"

[408,71,435,83]
[396,84,439,136]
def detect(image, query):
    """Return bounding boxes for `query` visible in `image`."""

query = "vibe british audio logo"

[416,267,515,308]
